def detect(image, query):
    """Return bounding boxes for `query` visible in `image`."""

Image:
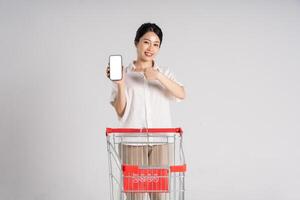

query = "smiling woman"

[134,24,162,63]
[135,32,160,62]
[106,22,186,200]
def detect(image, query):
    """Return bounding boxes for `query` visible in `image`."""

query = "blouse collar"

[129,60,160,72]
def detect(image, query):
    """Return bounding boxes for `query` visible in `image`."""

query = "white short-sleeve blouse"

[110,61,183,129]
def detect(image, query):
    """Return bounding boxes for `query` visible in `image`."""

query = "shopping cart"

[106,128,186,200]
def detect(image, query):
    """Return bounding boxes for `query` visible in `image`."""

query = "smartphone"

[109,55,122,81]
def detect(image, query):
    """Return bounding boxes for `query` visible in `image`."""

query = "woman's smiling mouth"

[145,52,153,57]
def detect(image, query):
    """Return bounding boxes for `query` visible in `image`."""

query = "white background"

[1,0,300,199]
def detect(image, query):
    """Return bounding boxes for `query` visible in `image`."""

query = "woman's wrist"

[117,81,125,88]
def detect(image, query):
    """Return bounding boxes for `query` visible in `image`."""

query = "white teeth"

[145,52,153,56]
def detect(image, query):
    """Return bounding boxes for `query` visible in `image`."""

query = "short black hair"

[134,23,163,47]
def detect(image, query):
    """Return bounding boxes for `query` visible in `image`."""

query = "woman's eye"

[154,44,159,47]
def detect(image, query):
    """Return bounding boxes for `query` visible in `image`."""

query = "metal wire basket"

[106,128,186,200]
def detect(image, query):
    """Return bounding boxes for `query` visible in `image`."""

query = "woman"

[107,23,185,200]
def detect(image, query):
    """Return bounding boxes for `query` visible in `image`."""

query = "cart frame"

[106,128,186,200]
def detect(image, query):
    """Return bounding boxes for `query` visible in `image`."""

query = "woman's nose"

[147,44,154,51]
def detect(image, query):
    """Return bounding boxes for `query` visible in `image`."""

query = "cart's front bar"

[106,127,183,136]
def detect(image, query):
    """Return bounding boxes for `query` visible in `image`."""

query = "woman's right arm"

[112,82,127,118]
[106,66,127,118]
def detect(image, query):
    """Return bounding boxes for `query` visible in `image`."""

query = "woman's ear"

[134,41,138,47]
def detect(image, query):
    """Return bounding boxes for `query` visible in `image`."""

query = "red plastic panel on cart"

[170,164,187,172]
[122,165,169,192]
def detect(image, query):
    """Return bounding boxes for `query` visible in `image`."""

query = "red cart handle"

[106,127,183,136]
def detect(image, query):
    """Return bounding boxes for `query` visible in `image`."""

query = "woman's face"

[135,31,160,62]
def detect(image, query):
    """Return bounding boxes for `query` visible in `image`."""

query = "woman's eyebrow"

[143,38,160,43]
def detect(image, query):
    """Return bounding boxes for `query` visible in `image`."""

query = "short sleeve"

[109,82,130,122]
[162,68,184,102]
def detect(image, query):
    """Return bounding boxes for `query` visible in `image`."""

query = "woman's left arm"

[156,72,186,100]
[144,67,185,100]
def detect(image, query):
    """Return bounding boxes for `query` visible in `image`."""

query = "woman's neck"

[134,59,153,71]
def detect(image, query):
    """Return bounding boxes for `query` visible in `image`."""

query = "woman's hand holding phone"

[106,56,126,117]
[106,55,125,86]
[106,65,125,86]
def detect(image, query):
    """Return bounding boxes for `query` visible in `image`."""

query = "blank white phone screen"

[109,55,122,80]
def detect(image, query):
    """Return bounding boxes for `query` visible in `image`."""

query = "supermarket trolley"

[106,127,187,200]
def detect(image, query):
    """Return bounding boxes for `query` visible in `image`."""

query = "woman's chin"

[140,57,153,62]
